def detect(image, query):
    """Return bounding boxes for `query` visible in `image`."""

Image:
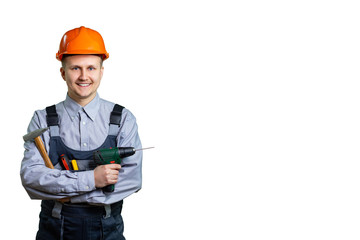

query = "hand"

[94,164,121,188]
[58,197,71,203]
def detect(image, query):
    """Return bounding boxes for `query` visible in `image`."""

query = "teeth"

[78,83,90,86]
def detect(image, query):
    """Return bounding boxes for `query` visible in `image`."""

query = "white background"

[1,0,360,239]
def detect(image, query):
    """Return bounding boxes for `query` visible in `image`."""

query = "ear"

[60,67,66,81]
[100,66,104,78]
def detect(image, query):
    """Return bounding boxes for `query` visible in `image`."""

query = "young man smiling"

[21,26,142,240]
[61,54,104,107]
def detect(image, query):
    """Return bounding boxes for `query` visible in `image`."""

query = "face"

[60,55,104,106]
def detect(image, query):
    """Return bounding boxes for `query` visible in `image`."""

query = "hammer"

[23,127,54,169]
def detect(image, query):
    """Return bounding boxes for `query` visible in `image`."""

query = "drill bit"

[134,147,155,152]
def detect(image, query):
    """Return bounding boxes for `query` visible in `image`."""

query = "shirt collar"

[83,94,100,121]
[64,93,100,121]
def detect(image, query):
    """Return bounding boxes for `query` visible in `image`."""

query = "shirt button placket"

[79,111,89,150]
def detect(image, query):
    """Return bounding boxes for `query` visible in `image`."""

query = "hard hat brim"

[56,51,109,61]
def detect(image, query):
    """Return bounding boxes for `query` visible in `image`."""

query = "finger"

[108,164,121,170]
[106,168,119,175]
[109,174,119,179]
[110,175,119,183]
[106,174,117,182]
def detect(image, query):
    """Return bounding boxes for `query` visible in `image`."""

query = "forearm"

[21,143,96,200]
[70,159,142,204]
[21,169,95,200]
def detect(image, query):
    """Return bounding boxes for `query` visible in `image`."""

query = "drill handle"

[103,184,115,193]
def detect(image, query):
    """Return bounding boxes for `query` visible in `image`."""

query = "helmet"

[56,26,109,61]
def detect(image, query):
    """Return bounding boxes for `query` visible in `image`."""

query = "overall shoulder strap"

[110,104,124,125]
[46,105,58,126]
[109,104,124,136]
[45,105,60,136]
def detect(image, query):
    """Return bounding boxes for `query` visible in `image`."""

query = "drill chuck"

[117,147,136,158]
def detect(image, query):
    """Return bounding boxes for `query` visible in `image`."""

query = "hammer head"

[23,127,49,142]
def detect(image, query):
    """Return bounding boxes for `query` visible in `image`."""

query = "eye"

[89,67,95,71]
[72,67,79,70]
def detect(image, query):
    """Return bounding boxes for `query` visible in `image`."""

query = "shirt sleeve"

[20,111,96,200]
[70,109,143,205]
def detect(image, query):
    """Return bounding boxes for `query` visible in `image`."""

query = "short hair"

[61,54,104,68]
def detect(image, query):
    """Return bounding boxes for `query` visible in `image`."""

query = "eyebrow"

[68,64,98,68]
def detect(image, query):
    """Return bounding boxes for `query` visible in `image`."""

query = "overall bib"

[36,104,126,240]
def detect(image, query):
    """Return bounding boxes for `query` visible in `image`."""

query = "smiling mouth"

[77,83,91,87]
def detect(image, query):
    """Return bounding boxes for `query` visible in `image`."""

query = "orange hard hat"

[56,26,109,61]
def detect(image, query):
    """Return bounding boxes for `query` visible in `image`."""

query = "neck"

[67,93,96,107]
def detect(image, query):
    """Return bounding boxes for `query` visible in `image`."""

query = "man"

[20,26,142,240]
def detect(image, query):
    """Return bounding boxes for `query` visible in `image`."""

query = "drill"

[93,147,153,193]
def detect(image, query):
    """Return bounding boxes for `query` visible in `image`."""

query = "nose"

[79,69,87,80]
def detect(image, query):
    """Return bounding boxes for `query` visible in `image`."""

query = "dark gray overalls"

[36,104,126,240]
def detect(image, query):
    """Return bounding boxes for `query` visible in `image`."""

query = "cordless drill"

[93,147,153,193]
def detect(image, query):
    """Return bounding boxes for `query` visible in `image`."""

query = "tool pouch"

[72,159,97,171]
[55,158,97,171]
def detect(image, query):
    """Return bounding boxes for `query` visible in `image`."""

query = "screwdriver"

[59,154,71,170]
[71,160,79,170]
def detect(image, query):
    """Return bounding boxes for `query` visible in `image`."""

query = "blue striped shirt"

[20,94,142,205]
